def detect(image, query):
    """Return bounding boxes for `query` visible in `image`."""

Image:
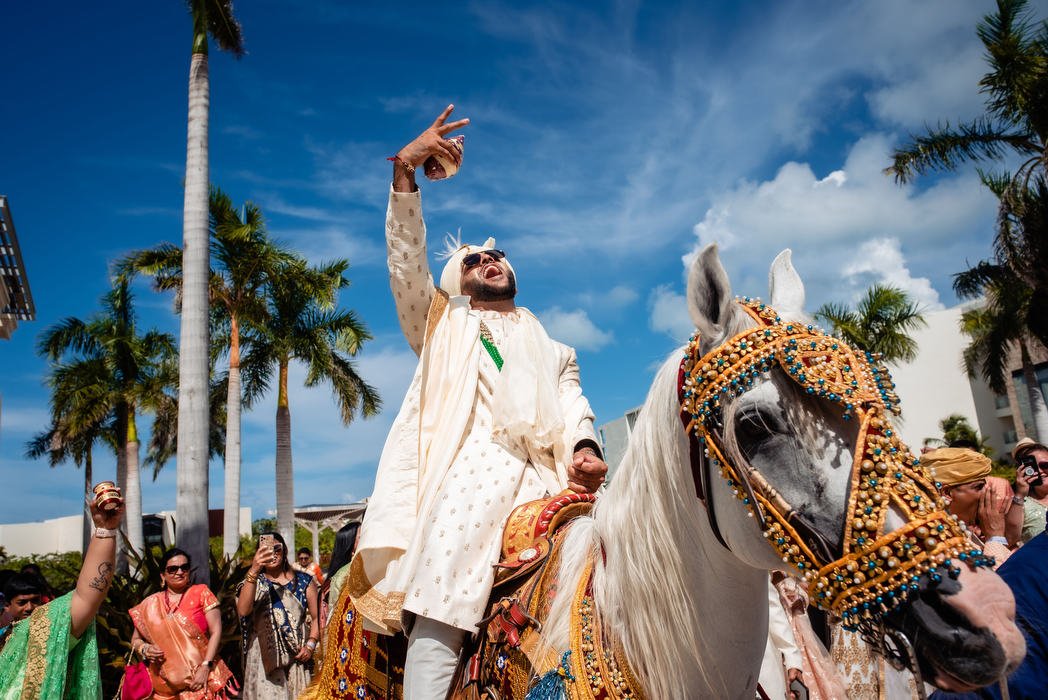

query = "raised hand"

[393,105,469,191]
[89,487,125,530]
[251,544,275,574]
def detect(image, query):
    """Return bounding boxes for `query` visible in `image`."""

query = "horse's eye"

[735,408,782,443]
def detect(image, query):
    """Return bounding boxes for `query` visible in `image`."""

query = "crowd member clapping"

[129,548,236,698]
[923,447,1021,566]
[236,532,319,698]
[0,487,124,698]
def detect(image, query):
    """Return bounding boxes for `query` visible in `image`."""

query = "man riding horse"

[348,106,608,700]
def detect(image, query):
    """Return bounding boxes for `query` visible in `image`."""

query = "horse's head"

[681,243,1025,692]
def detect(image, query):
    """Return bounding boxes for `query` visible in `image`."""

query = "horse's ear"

[688,243,735,347]
[768,249,805,315]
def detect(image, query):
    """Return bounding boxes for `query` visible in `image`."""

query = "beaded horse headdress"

[679,298,991,640]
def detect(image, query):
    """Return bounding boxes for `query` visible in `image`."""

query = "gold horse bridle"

[678,298,994,637]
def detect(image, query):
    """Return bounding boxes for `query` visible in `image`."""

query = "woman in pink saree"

[129,548,236,699]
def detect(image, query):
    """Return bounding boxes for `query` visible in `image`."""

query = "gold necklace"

[165,589,185,615]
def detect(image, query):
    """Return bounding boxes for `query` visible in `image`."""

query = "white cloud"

[648,285,693,342]
[686,134,997,311]
[574,285,638,311]
[269,224,385,268]
[538,307,614,351]
[842,238,944,311]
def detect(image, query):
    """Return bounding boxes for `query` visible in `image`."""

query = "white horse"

[539,245,1025,699]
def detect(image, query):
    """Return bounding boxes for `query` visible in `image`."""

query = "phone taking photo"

[259,534,275,550]
[1020,454,1044,487]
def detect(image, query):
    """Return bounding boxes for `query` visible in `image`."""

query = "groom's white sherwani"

[350,187,600,634]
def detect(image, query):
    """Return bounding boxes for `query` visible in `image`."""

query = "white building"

[889,303,1015,457]
[0,508,252,558]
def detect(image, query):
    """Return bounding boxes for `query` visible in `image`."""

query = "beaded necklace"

[479,321,505,371]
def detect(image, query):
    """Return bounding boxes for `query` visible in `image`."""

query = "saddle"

[449,491,597,700]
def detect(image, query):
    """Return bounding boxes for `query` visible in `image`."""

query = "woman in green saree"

[0,487,124,699]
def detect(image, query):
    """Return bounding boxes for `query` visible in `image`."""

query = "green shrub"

[3,551,83,595]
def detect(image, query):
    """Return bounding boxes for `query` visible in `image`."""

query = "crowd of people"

[0,108,1044,700]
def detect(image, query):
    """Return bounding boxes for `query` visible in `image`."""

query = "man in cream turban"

[348,105,607,699]
[923,447,1018,567]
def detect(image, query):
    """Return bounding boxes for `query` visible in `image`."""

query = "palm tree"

[26,362,116,552]
[245,258,380,545]
[885,0,1047,191]
[886,0,1048,344]
[922,414,994,457]
[981,172,1048,348]
[35,280,176,561]
[814,284,928,364]
[955,262,1048,442]
[178,0,245,570]
[120,186,285,557]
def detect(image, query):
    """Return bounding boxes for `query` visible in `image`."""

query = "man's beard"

[461,270,517,301]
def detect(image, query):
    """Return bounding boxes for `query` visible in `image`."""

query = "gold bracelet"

[244,572,258,584]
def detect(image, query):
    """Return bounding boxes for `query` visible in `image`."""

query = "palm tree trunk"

[176,49,213,579]
[81,452,93,554]
[1020,342,1048,442]
[222,317,242,558]
[275,360,295,548]
[125,412,144,558]
[116,422,128,573]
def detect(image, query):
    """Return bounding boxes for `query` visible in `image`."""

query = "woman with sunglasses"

[236,531,319,699]
[129,548,236,698]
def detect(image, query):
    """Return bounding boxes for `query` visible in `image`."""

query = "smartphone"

[789,678,809,700]
[259,534,275,550]
[1020,455,1044,487]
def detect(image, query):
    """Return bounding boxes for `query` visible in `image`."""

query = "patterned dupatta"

[128,585,234,700]
[242,570,312,676]
[0,592,101,700]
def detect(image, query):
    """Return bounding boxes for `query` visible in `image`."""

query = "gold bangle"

[244,572,258,584]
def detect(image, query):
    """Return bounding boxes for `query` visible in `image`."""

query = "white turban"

[438,236,516,297]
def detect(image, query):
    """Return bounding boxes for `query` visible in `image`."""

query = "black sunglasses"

[165,563,191,574]
[461,249,505,270]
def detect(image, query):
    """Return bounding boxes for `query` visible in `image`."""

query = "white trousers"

[404,616,467,700]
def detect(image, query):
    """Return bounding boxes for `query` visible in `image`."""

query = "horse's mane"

[545,371,729,692]
[545,308,773,698]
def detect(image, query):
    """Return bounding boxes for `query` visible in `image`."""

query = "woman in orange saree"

[129,549,236,699]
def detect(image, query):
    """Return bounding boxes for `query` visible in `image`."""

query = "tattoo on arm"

[89,561,114,592]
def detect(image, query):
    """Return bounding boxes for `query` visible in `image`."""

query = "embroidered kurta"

[350,187,599,634]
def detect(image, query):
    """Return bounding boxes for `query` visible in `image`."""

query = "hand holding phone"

[1020,455,1044,488]
[789,677,809,700]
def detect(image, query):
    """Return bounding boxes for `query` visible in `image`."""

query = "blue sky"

[0,1,1004,525]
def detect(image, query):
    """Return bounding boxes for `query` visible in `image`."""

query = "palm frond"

[885,118,1036,183]
[977,0,1047,127]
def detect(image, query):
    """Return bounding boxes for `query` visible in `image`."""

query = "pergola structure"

[294,501,367,560]
[0,195,35,341]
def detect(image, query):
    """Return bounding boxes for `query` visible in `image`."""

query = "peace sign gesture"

[393,104,470,190]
